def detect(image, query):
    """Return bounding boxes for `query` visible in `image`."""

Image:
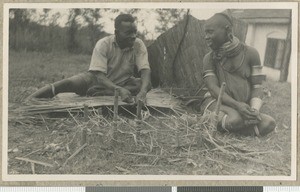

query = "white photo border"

[2,2,298,182]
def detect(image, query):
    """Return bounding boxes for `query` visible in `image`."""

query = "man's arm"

[136,68,151,103]
[203,54,257,120]
[248,46,265,112]
[134,39,151,103]
[140,69,151,93]
[90,71,119,90]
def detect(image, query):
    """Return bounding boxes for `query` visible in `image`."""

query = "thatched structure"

[147,15,248,93]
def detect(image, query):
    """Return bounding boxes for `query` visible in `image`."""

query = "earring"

[228,33,233,42]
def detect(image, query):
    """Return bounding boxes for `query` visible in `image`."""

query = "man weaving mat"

[26,14,151,105]
[200,12,276,136]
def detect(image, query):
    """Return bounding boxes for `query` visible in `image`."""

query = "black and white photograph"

[2,2,297,181]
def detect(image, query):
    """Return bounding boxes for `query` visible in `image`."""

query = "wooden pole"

[81,104,88,145]
[215,82,226,115]
[84,104,88,121]
[113,88,119,121]
[214,82,226,127]
[62,143,88,167]
[136,99,143,120]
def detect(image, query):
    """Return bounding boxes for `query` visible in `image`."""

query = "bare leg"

[204,100,276,136]
[256,113,276,136]
[26,73,90,100]
[211,105,248,133]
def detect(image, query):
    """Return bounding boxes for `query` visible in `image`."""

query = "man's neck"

[115,36,128,49]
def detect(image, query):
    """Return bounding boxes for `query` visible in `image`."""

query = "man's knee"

[258,114,276,136]
[217,110,244,132]
[54,74,88,96]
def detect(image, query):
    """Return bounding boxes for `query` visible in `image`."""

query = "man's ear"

[225,25,233,41]
[225,25,232,32]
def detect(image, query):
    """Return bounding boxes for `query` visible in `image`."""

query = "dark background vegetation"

[9,9,186,54]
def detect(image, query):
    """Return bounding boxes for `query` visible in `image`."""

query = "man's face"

[115,21,137,48]
[204,21,228,50]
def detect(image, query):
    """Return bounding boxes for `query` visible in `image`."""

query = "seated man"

[26,14,151,104]
[200,12,276,136]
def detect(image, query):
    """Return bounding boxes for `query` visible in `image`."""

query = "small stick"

[115,166,130,173]
[31,162,35,174]
[81,128,87,145]
[214,82,226,126]
[136,99,143,120]
[22,148,42,158]
[62,143,87,167]
[81,104,88,145]
[124,152,159,157]
[215,82,226,116]
[119,106,158,131]
[84,104,89,122]
[113,88,119,121]
[40,114,49,130]
[15,157,54,167]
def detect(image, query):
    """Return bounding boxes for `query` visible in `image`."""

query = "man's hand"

[119,87,134,103]
[236,102,259,120]
[250,108,262,121]
[135,90,147,105]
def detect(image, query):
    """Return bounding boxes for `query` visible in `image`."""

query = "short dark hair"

[114,14,135,30]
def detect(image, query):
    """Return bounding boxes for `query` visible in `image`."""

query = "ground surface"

[7,51,292,175]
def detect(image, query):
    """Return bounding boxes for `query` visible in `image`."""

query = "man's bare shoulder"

[244,44,261,66]
[245,45,260,58]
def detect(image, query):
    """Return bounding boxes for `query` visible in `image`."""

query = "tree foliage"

[9,8,188,53]
[155,9,186,34]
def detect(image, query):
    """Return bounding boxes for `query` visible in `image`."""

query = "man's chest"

[107,48,135,66]
[219,53,251,78]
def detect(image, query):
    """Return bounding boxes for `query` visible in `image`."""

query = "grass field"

[7,51,292,176]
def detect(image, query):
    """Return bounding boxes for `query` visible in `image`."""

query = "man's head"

[204,13,233,50]
[114,14,137,49]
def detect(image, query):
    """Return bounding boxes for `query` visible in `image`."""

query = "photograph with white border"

[2,2,298,181]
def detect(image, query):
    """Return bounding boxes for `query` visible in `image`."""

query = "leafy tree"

[155,9,186,34]
[38,9,61,26]
[81,9,103,49]
[9,9,33,50]
[66,9,81,53]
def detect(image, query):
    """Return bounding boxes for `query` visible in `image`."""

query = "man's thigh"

[67,72,96,96]
[206,100,245,132]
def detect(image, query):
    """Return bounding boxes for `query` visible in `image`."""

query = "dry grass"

[7,51,292,175]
